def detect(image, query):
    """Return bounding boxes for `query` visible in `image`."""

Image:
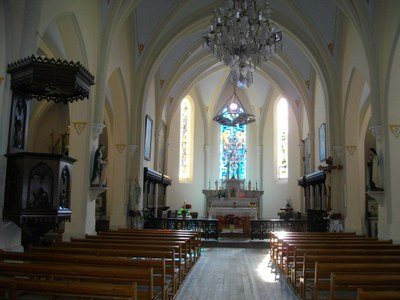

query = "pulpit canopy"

[7,55,95,103]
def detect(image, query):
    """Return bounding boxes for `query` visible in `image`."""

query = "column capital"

[369,125,383,142]
[92,123,105,139]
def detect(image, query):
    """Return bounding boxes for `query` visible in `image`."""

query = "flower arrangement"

[178,200,192,216]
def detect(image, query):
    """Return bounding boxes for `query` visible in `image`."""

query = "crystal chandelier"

[204,0,282,88]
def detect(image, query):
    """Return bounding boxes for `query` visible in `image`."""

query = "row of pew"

[270,231,400,300]
[0,228,202,300]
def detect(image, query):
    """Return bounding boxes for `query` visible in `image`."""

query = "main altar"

[203,178,264,219]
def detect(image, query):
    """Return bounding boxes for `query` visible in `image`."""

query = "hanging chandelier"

[213,85,255,126]
[204,0,282,88]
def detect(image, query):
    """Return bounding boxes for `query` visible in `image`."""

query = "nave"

[174,247,299,300]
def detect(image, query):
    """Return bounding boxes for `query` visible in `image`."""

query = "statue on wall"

[91,145,107,187]
[367,147,383,191]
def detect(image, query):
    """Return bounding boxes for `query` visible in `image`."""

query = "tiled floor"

[174,247,300,300]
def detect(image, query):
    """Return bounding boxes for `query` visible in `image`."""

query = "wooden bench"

[330,273,400,300]
[0,275,138,300]
[74,236,192,273]
[111,230,202,262]
[57,239,187,285]
[0,260,153,299]
[293,254,400,298]
[86,233,196,268]
[80,239,187,282]
[311,262,400,300]
[271,236,380,269]
[356,288,400,300]
[0,250,169,299]
[94,231,200,264]
[278,241,399,277]
[29,246,180,295]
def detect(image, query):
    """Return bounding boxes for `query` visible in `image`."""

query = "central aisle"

[174,247,300,300]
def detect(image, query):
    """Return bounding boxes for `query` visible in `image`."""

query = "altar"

[202,178,264,219]
[208,200,258,219]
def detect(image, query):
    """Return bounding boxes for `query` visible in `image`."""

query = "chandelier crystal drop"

[204,0,282,88]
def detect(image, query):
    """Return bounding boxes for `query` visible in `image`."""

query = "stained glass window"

[277,98,288,179]
[220,124,246,180]
[179,97,193,182]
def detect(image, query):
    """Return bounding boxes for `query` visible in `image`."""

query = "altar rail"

[154,218,329,240]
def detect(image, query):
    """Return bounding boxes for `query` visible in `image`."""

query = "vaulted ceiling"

[129,0,351,128]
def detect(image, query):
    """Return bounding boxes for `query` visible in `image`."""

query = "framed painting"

[144,115,153,161]
[319,123,327,162]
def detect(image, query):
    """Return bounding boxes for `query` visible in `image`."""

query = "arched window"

[179,97,194,182]
[277,98,288,179]
[220,124,247,180]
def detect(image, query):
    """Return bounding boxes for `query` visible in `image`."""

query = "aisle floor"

[174,247,300,300]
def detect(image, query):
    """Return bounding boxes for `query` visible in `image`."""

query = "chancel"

[204,178,263,220]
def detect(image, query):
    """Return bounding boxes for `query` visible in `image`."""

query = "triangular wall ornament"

[346,145,357,155]
[388,124,400,138]
[116,144,127,154]
[72,121,87,135]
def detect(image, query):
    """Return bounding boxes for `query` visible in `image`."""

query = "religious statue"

[318,156,342,211]
[91,144,107,187]
[367,147,383,191]
[215,180,218,190]
[248,180,252,191]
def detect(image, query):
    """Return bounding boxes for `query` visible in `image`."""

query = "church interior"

[1,0,400,298]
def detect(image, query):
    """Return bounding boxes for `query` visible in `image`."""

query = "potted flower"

[178,200,192,219]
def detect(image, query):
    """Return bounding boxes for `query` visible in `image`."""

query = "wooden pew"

[294,254,400,298]
[311,262,400,300]
[0,276,138,300]
[356,288,400,300]
[270,234,373,267]
[74,236,192,273]
[28,246,180,295]
[0,261,153,299]
[277,241,398,277]
[58,239,187,284]
[87,233,196,267]
[111,229,202,262]
[0,250,169,300]
[330,274,400,300]
[94,231,200,265]
[291,251,400,299]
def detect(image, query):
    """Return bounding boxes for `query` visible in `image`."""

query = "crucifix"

[318,156,342,211]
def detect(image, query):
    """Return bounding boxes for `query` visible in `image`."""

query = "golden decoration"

[388,124,400,138]
[116,144,127,154]
[72,122,87,135]
[160,80,165,88]
[346,145,357,155]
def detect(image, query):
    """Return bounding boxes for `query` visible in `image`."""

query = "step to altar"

[202,228,269,248]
